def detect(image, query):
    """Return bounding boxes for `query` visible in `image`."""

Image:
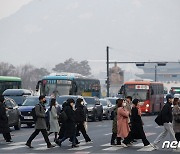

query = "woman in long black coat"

[75,98,91,142]
[0,95,12,142]
[123,99,151,147]
[57,98,78,148]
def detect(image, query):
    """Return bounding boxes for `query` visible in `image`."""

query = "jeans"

[154,123,176,146]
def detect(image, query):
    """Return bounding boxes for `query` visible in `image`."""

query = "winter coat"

[161,102,173,124]
[112,106,118,133]
[64,105,76,138]
[0,102,10,133]
[75,104,86,123]
[172,105,180,133]
[49,106,60,133]
[117,107,130,138]
[35,102,47,130]
[130,107,145,139]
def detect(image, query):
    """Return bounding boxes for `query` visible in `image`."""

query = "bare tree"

[53,58,91,76]
[0,62,16,76]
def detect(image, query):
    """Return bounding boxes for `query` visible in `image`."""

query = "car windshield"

[22,97,49,106]
[107,98,116,105]
[6,96,26,106]
[84,98,95,105]
[100,99,107,106]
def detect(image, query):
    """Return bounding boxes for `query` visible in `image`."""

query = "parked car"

[19,96,50,127]
[84,96,103,121]
[3,89,32,106]
[100,98,114,120]
[4,97,21,130]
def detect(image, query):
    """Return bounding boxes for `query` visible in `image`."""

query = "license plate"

[24,116,33,120]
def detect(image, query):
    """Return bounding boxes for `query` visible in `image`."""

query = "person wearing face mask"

[122,99,152,148]
[117,99,130,145]
[152,94,177,150]
[75,98,92,143]
[56,98,79,148]
[26,95,55,148]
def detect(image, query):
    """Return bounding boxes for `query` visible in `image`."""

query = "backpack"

[59,110,68,123]
[155,111,163,126]
[31,104,41,122]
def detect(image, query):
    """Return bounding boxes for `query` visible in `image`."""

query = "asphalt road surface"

[0,115,179,153]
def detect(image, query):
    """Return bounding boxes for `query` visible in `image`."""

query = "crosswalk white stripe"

[104,133,112,136]
[145,132,156,137]
[68,146,92,150]
[101,143,111,146]
[103,146,124,151]
[137,147,155,151]
[1,145,25,150]
[8,142,25,146]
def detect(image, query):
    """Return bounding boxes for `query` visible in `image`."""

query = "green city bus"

[0,76,22,95]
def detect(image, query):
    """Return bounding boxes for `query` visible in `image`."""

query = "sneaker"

[86,140,93,143]
[47,144,55,148]
[121,143,128,147]
[25,143,34,148]
[151,143,159,150]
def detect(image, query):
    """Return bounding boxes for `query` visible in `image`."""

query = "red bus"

[119,80,164,114]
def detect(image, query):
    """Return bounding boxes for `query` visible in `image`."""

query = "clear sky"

[0,0,180,76]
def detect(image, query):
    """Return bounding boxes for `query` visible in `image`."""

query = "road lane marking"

[68,146,92,150]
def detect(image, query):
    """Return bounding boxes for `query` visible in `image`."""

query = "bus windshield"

[124,85,149,101]
[42,80,72,96]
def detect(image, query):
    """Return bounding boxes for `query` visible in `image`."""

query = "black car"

[84,96,103,121]
[4,97,21,130]
[3,89,32,106]
[19,96,50,127]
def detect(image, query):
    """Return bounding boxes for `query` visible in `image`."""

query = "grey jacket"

[35,102,47,130]
[172,105,180,133]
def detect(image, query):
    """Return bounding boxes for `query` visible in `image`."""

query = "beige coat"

[49,106,60,133]
[117,107,130,138]
[35,103,47,130]
[172,105,180,133]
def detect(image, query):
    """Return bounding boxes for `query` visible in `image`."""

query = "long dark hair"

[50,98,56,111]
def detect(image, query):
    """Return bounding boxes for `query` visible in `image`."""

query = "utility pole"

[155,65,157,82]
[106,46,110,97]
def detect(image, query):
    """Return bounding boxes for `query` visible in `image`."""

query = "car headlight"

[146,104,150,108]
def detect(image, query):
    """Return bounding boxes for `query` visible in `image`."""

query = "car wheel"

[106,112,111,120]
[14,118,21,130]
[92,113,96,122]
[27,124,33,127]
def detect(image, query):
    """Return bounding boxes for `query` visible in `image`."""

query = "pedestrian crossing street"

[0,140,179,153]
